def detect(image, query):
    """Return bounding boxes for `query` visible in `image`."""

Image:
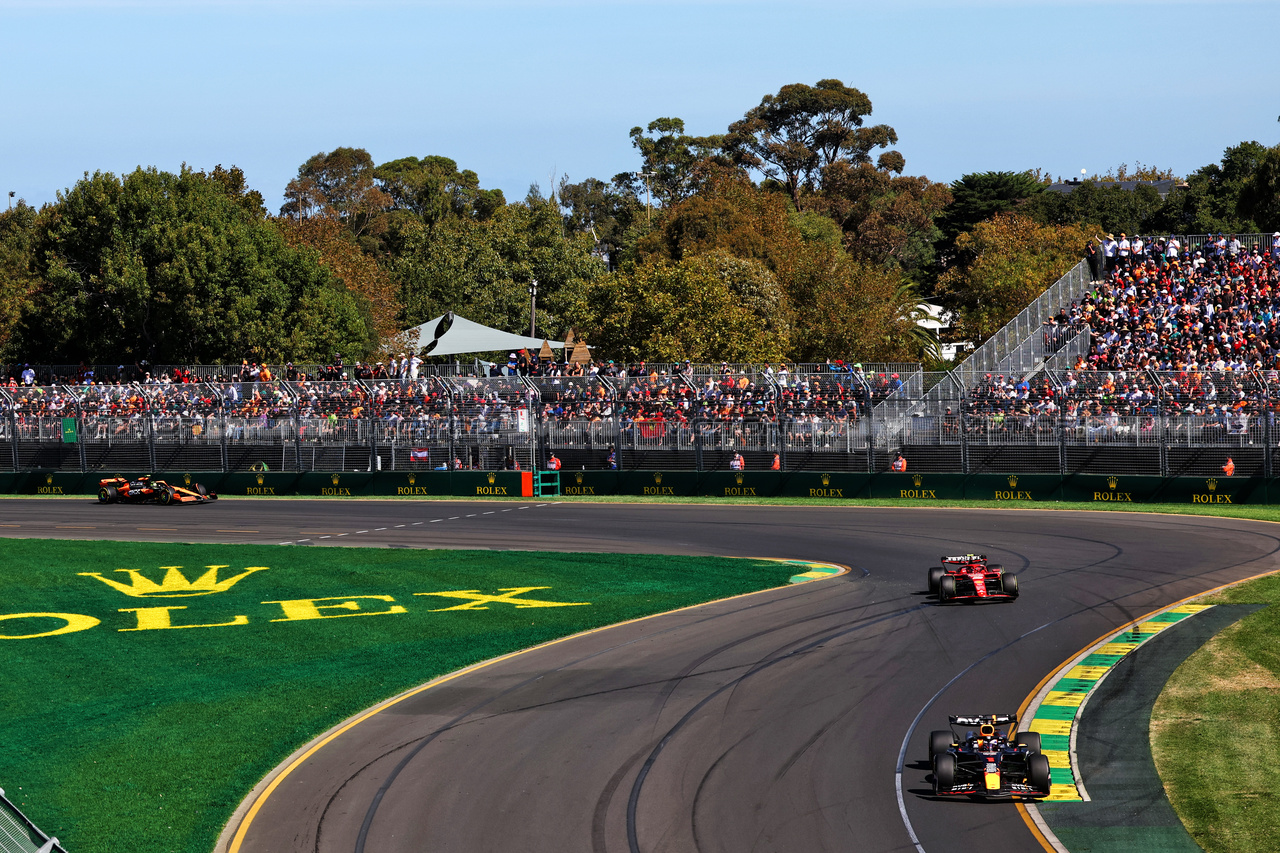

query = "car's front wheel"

[158,485,174,505]
[195,483,208,497]
[930,730,953,759]
[933,753,956,794]
[1027,753,1051,796]
[928,567,944,594]
[1002,572,1019,598]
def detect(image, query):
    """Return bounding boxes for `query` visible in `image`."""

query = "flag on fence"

[411,448,430,460]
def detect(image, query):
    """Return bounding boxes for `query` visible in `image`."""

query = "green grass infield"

[1152,573,1280,853]
[0,540,794,853]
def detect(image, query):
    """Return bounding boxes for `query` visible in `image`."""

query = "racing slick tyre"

[158,485,174,505]
[938,574,956,602]
[1001,572,1019,598]
[930,730,954,759]
[1017,731,1041,753]
[98,485,118,504]
[195,483,209,497]
[1027,752,1051,797]
[928,567,944,594]
[933,752,956,794]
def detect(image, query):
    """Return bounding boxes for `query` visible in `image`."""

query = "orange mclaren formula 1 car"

[98,476,217,505]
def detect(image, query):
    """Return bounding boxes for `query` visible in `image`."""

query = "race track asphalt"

[2,498,1277,853]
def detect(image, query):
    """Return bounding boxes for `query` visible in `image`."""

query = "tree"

[936,213,1092,344]
[1237,143,1280,229]
[274,215,403,345]
[937,171,1044,247]
[724,79,900,208]
[0,201,39,362]
[281,147,392,249]
[618,118,725,210]
[1025,181,1164,237]
[563,252,789,362]
[375,155,505,226]
[24,166,375,363]
[556,175,643,269]
[392,195,604,340]
[818,162,952,282]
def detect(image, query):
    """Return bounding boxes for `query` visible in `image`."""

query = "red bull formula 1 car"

[930,713,1051,799]
[927,554,1018,602]
[97,476,217,505]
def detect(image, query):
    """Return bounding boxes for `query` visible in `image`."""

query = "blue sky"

[3,0,1276,212]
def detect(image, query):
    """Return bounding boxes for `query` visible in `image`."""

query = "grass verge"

[1152,573,1280,853]
[0,539,792,853]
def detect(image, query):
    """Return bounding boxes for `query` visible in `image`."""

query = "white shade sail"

[402,313,566,357]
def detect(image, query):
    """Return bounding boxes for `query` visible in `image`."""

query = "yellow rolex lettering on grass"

[415,587,589,612]
[79,565,268,598]
[0,613,101,639]
[266,595,407,622]
[119,606,249,631]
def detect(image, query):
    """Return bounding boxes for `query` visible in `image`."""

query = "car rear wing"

[941,554,986,563]
[949,713,1017,727]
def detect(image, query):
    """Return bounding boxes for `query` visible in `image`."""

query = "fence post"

[147,415,157,473]
[960,394,970,475]
[77,417,88,473]
[1268,410,1274,480]
[1157,395,1168,478]
[694,418,704,472]
[777,420,786,471]
[1057,402,1067,475]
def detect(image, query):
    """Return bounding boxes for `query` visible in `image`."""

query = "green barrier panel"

[450,471,525,498]
[296,471,377,496]
[1151,475,1263,506]
[777,472,870,499]
[965,473,1063,502]
[220,471,303,497]
[0,472,18,494]
[560,470,618,496]
[375,470,452,497]
[1060,474,1163,504]
[18,471,92,496]
[616,470,698,496]
[698,471,777,497]
[871,472,966,500]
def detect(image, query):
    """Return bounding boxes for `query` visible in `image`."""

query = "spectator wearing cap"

[1117,233,1131,268]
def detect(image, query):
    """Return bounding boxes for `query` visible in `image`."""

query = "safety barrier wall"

[2,470,1268,505]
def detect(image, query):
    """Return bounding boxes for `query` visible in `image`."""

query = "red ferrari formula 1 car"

[927,554,1018,602]
[98,476,217,505]
[930,713,1051,799]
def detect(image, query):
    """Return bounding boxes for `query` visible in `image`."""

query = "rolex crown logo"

[487,472,497,484]
[183,473,192,486]
[256,472,265,485]
[575,472,585,484]
[912,473,923,486]
[654,472,663,484]
[46,474,54,485]
[331,473,340,485]
[407,473,416,485]
[1008,475,1019,488]
[79,565,268,598]
[735,472,744,485]
[1107,476,1119,489]
[821,473,831,486]
[1207,478,1218,492]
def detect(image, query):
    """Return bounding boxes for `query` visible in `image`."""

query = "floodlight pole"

[528,279,538,338]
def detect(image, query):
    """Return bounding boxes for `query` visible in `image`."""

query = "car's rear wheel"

[1027,753,1051,796]
[1017,731,1041,753]
[930,730,953,759]
[928,567,944,594]
[1002,572,1019,597]
[939,575,956,601]
[933,753,956,794]
[98,485,118,504]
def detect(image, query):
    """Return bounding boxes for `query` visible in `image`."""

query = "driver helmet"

[979,723,998,746]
